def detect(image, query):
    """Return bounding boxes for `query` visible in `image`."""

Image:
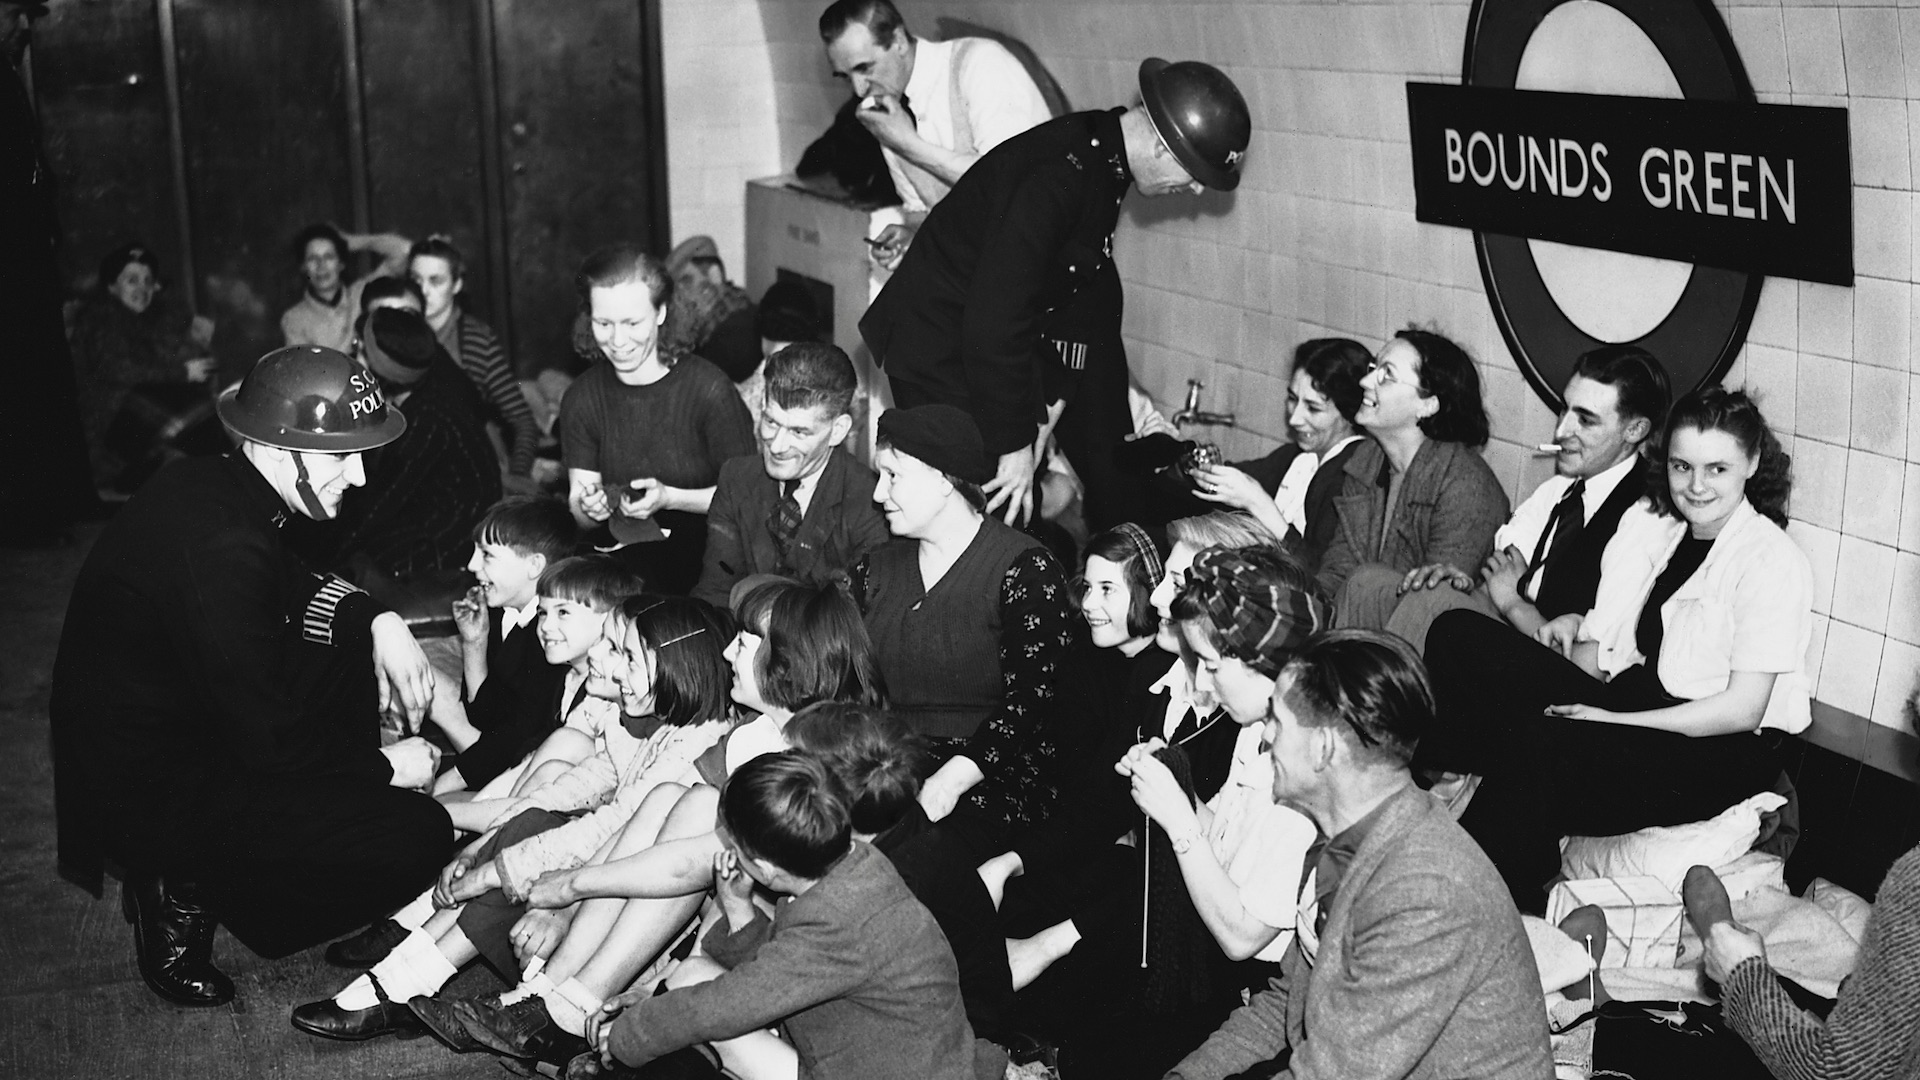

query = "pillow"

[1559,791,1788,891]
[1522,914,1598,993]
[1806,878,1872,946]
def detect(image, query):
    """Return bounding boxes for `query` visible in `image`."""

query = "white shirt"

[1493,453,1641,601]
[1202,723,1318,963]
[888,37,1052,212]
[1271,435,1365,538]
[1149,658,1201,741]
[1581,499,1813,734]
[500,598,539,637]
[789,460,825,517]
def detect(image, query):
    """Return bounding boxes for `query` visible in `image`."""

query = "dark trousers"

[1423,610,1783,913]
[199,777,453,958]
[1051,336,1139,533]
[456,809,570,977]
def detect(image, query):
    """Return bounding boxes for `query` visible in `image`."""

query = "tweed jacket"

[1167,784,1552,1080]
[1316,438,1509,597]
[692,447,889,607]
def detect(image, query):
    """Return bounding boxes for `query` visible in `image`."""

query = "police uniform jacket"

[51,453,397,891]
[861,108,1133,458]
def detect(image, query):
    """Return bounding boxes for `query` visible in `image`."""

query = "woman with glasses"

[1316,327,1508,628]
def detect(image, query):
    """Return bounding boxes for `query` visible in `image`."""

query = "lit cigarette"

[1533,442,1563,454]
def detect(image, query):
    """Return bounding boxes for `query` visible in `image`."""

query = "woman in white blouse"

[1419,388,1811,912]
[1191,338,1371,574]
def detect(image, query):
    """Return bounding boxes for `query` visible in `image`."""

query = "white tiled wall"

[663,0,1920,732]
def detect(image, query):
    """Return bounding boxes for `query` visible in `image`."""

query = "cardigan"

[1723,842,1920,1080]
[1167,784,1553,1080]
[1316,438,1509,598]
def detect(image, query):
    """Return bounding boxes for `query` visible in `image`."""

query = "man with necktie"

[1378,344,1672,649]
[819,0,1053,270]
[694,342,890,606]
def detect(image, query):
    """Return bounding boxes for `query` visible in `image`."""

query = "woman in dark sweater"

[1189,337,1372,574]
[557,244,755,594]
[849,405,1082,855]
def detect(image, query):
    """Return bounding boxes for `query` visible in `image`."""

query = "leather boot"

[122,873,235,1007]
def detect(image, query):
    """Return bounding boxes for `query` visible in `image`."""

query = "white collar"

[1577,452,1641,512]
[902,37,952,109]
[501,599,538,636]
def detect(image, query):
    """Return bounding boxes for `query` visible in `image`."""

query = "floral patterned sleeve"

[963,547,1083,828]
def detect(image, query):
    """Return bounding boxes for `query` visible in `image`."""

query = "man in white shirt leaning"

[820,0,1052,270]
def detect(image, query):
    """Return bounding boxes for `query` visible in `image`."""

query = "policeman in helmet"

[51,346,452,1008]
[861,58,1251,531]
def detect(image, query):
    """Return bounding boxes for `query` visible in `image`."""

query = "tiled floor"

[0,526,509,1079]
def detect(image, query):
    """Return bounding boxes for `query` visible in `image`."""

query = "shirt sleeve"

[557,374,602,474]
[1725,531,1813,674]
[953,39,1052,154]
[1494,476,1562,564]
[962,549,1080,825]
[462,318,541,477]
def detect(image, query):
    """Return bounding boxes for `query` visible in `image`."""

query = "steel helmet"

[216,345,407,453]
[1138,58,1251,192]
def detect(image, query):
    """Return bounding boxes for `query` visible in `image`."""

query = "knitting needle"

[1141,811,1151,969]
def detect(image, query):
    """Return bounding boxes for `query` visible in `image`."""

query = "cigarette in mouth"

[1533,443,1563,454]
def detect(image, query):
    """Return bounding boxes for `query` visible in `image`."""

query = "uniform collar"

[225,452,297,529]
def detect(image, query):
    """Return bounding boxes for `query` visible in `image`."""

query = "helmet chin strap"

[291,451,334,520]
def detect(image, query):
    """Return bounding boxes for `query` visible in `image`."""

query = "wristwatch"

[1170,831,1200,855]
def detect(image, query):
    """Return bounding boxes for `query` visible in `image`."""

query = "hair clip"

[658,627,706,648]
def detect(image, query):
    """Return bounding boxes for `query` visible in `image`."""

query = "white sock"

[391,893,436,931]
[543,978,603,1037]
[335,928,456,1008]
[499,970,556,1007]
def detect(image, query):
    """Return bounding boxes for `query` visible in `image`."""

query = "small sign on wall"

[1407,84,1852,286]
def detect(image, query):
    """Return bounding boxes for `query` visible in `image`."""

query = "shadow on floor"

[0,525,510,1079]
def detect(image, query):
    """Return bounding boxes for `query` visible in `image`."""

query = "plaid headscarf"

[1176,545,1326,676]
[1111,521,1165,589]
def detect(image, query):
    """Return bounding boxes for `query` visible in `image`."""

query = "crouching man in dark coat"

[51,345,453,1006]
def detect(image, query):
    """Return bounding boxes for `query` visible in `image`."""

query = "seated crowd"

[49,15,1904,1080]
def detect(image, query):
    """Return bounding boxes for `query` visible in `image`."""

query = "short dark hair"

[537,554,645,611]
[358,274,425,315]
[1081,526,1165,639]
[765,341,858,419]
[98,242,162,291]
[1293,338,1371,422]
[734,580,886,711]
[576,243,673,313]
[784,702,925,835]
[1648,387,1792,526]
[1278,629,1434,767]
[473,495,577,561]
[292,223,347,265]
[1395,327,1490,448]
[611,595,734,727]
[1569,344,1671,442]
[408,235,466,282]
[720,751,852,880]
[818,0,910,47]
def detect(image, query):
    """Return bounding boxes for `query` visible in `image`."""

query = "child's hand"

[712,848,757,930]
[452,586,488,645]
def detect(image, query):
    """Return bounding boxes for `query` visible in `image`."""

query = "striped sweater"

[437,309,541,477]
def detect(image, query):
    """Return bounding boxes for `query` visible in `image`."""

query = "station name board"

[1406,82,1852,286]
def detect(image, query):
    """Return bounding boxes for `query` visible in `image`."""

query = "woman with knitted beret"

[848,404,1082,855]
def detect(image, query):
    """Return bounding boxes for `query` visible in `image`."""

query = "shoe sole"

[453,1002,541,1059]
[408,998,493,1054]
[288,1011,424,1042]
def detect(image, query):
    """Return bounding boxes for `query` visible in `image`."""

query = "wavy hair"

[1646,387,1791,526]
[1395,327,1490,447]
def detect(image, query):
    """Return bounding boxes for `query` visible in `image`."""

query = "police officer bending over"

[51,345,453,1007]
[860,58,1250,531]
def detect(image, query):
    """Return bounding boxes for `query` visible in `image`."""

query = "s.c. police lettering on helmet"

[344,370,387,421]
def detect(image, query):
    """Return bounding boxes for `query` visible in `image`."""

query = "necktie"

[768,478,802,567]
[1518,478,1586,598]
[898,93,914,125]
